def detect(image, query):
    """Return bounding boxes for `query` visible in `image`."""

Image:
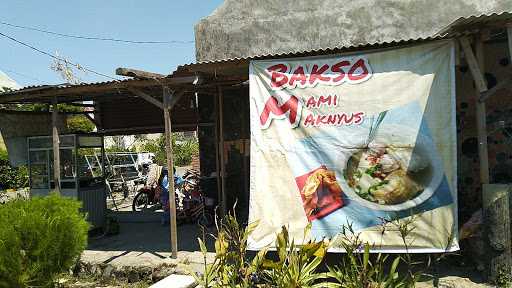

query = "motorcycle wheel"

[132,191,150,212]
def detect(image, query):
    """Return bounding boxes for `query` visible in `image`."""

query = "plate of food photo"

[340,126,443,211]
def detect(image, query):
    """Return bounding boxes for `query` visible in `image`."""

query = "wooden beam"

[218,86,227,216]
[163,87,179,259]
[462,34,512,282]
[169,90,186,109]
[459,36,490,184]
[127,88,164,110]
[213,91,222,218]
[460,37,488,93]
[116,67,165,79]
[52,97,61,194]
[507,25,512,58]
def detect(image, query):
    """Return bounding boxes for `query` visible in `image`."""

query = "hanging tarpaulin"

[248,41,458,252]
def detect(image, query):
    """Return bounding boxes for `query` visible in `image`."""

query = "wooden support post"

[214,90,222,217]
[52,97,61,194]
[163,87,178,259]
[459,36,490,183]
[461,34,512,281]
[508,26,512,61]
[218,87,227,216]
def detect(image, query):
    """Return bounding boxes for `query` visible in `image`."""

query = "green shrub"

[0,194,89,288]
[192,212,423,287]
[0,151,28,190]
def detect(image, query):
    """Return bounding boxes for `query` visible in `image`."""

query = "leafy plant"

[0,150,28,190]
[191,210,267,287]
[191,212,427,287]
[327,224,417,288]
[138,133,198,166]
[261,224,330,288]
[0,193,89,288]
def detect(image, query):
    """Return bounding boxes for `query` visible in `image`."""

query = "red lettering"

[348,59,369,81]
[331,61,350,83]
[289,66,307,87]
[353,112,365,124]
[315,115,327,126]
[267,64,289,88]
[304,114,315,127]
[309,64,331,85]
[306,96,317,108]
[338,113,354,124]
[317,95,332,107]
[327,114,337,125]
[259,95,300,128]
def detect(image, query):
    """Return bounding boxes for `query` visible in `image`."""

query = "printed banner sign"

[248,41,458,252]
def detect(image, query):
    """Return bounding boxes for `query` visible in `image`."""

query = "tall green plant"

[191,213,428,287]
[261,224,330,288]
[0,194,89,288]
[327,224,417,288]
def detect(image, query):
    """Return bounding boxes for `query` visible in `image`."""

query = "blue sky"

[0,1,223,87]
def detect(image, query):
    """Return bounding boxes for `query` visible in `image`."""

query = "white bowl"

[338,126,444,211]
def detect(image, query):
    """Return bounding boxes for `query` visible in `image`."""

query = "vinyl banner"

[248,41,458,252]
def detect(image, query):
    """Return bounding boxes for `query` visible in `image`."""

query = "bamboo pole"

[163,87,178,259]
[51,97,61,194]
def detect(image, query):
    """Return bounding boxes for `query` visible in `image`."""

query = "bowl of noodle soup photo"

[340,126,444,211]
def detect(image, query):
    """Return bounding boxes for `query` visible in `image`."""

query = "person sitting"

[159,167,183,226]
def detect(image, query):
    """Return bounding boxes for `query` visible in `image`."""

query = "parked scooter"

[132,167,214,226]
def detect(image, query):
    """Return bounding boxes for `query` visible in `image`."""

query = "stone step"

[150,274,197,288]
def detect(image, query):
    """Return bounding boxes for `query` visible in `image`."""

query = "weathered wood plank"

[218,86,226,216]
[127,88,164,110]
[115,67,165,79]
[52,97,61,194]
[459,36,490,184]
[163,87,179,259]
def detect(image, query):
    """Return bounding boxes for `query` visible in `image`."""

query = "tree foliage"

[139,133,199,167]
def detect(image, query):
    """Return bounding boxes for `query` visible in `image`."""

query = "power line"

[0,31,119,81]
[0,21,194,44]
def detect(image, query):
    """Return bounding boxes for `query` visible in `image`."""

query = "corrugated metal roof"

[181,11,512,72]
[178,36,445,71]
[4,11,511,96]
[1,77,157,94]
[437,11,512,37]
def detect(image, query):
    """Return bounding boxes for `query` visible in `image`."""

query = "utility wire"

[0,21,194,44]
[0,31,119,81]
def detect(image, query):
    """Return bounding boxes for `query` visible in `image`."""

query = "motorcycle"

[132,173,214,226]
